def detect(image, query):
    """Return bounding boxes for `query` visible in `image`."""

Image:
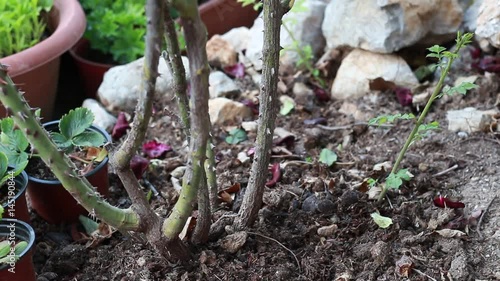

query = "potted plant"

[25,107,111,224]
[70,0,259,98]
[0,0,86,121]
[0,217,36,281]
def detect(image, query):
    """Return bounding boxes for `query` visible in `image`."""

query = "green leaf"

[0,205,3,220]
[319,148,337,166]
[369,113,415,126]
[14,241,28,256]
[0,240,9,258]
[371,212,393,229]
[79,215,99,236]
[386,169,413,189]
[427,45,446,54]
[0,152,8,185]
[50,132,72,149]
[72,131,106,147]
[280,98,295,115]
[59,108,95,139]
[225,128,247,144]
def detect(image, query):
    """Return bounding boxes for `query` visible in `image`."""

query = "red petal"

[112,112,130,139]
[433,196,465,209]
[395,87,413,107]
[265,163,281,187]
[223,63,246,78]
[313,87,330,102]
[130,155,149,179]
[241,99,259,115]
[142,140,172,158]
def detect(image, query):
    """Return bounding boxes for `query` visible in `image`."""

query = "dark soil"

[32,45,500,280]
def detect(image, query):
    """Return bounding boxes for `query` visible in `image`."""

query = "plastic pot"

[0,0,86,121]
[0,219,36,281]
[26,121,111,224]
[69,0,259,99]
[0,170,30,223]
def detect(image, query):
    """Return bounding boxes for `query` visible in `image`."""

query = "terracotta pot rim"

[0,0,86,77]
[1,169,28,209]
[0,219,35,270]
[27,121,111,185]
[69,38,116,69]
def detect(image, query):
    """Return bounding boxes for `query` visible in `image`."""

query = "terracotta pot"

[0,219,36,281]
[0,0,86,121]
[69,0,259,99]
[0,170,30,223]
[27,121,111,224]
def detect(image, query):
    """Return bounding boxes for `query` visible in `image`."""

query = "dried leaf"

[371,212,393,228]
[433,196,465,209]
[313,87,330,102]
[435,229,466,238]
[395,87,413,107]
[130,155,149,179]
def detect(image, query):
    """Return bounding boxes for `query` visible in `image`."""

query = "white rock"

[221,27,250,53]
[82,98,117,132]
[241,121,258,132]
[209,71,241,99]
[98,56,190,112]
[206,35,237,68]
[446,107,498,133]
[475,0,500,48]
[322,0,465,53]
[462,0,483,31]
[245,15,265,70]
[208,98,253,125]
[331,49,418,99]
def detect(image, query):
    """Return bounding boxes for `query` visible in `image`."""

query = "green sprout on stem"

[371,32,478,203]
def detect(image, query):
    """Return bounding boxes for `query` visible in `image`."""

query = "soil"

[33,44,500,280]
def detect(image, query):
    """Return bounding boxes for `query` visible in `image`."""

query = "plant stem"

[191,168,210,244]
[163,0,210,240]
[0,65,140,230]
[235,0,289,229]
[377,43,463,202]
[205,138,218,211]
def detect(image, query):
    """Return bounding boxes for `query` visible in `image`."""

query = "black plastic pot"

[26,121,111,224]
[0,169,29,223]
[0,219,36,281]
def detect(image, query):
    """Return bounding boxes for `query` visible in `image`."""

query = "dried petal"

[395,87,412,107]
[265,163,281,187]
[314,87,330,102]
[112,112,130,139]
[241,99,259,115]
[223,63,245,78]
[130,155,149,179]
[433,195,465,209]
[142,140,172,158]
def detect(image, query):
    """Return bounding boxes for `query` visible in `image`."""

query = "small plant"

[0,0,53,57]
[369,32,478,204]
[0,207,28,265]
[0,118,29,177]
[319,148,337,167]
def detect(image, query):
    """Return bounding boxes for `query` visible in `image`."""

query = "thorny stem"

[163,0,210,239]
[205,137,218,211]
[377,35,471,202]
[235,0,290,229]
[0,65,140,230]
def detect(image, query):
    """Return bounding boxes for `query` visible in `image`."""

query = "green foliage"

[439,82,478,98]
[370,212,393,229]
[279,98,295,115]
[369,113,416,126]
[80,0,146,64]
[385,169,412,189]
[319,148,337,166]
[51,108,106,152]
[225,128,247,144]
[0,0,53,57]
[237,0,262,10]
[0,117,29,180]
[0,240,28,264]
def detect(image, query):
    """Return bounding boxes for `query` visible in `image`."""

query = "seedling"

[319,148,337,167]
[0,117,29,179]
[0,207,28,265]
[370,32,478,204]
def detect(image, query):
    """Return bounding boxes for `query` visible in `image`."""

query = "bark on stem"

[163,0,210,240]
[235,0,290,229]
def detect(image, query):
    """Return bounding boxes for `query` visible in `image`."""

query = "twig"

[432,164,459,177]
[247,231,301,272]
[317,122,393,131]
[476,195,497,239]
[413,268,437,281]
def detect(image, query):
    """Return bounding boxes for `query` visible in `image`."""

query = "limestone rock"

[208,98,253,125]
[221,27,250,53]
[476,0,500,48]
[82,98,116,132]
[98,56,190,112]
[322,0,465,53]
[206,35,238,68]
[331,49,418,99]
[446,107,498,133]
[209,71,241,99]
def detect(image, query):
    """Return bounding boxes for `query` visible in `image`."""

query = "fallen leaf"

[142,140,172,158]
[178,216,197,241]
[111,112,130,139]
[371,212,393,229]
[395,255,413,278]
[223,62,245,78]
[265,163,281,187]
[435,229,466,238]
[220,231,247,254]
[395,87,413,107]
[319,148,337,166]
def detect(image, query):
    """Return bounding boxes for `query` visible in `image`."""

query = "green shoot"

[370,32,477,203]
[319,148,337,166]
[237,0,263,10]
